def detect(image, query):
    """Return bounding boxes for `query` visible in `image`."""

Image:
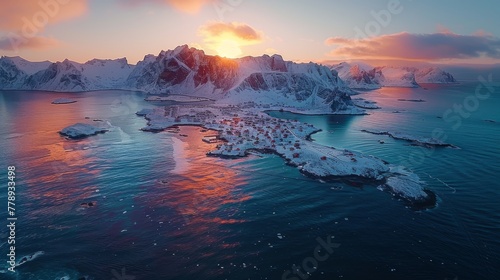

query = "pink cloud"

[0,1,88,32]
[0,34,60,51]
[436,24,452,34]
[325,32,500,61]
[123,0,212,14]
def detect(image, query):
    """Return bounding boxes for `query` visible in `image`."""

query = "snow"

[361,129,458,148]
[351,98,380,109]
[79,58,134,89]
[413,67,457,84]
[332,62,382,90]
[331,62,456,89]
[378,66,419,88]
[0,57,133,92]
[385,175,428,200]
[384,166,429,200]
[59,123,109,139]
[7,56,51,75]
[145,95,212,102]
[52,98,77,104]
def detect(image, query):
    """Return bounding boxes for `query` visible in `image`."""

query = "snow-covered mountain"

[0,56,133,91]
[0,45,358,113]
[331,62,456,89]
[332,62,383,89]
[126,45,356,112]
[411,67,457,84]
[0,57,29,89]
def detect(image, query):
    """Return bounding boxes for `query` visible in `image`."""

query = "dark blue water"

[0,84,499,280]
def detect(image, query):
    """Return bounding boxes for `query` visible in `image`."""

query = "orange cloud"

[0,35,59,51]
[167,0,212,13]
[199,21,263,58]
[123,0,212,14]
[0,1,88,31]
[200,21,262,43]
[325,32,500,61]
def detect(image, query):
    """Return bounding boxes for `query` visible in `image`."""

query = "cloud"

[198,21,263,57]
[0,1,88,31]
[123,0,212,14]
[265,48,279,55]
[200,21,262,43]
[0,34,60,51]
[325,32,500,61]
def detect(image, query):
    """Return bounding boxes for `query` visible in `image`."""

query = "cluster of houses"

[204,111,319,158]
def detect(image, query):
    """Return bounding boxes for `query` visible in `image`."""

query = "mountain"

[0,56,133,91]
[0,57,28,89]
[0,45,359,114]
[126,45,356,112]
[331,62,456,89]
[411,67,457,84]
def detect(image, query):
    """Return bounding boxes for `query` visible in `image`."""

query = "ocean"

[0,82,499,280]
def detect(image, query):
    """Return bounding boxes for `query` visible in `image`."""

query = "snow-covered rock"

[59,123,108,139]
[351,98,380,109]
[331,62,456,89]
[0,56,29,89]
[78,58,133,89]
[5,56,51,75]
[52,98,77,104]
[25,59,89,91]
[361,129,458,148]
[377,66,419,88]
[412,67,457,84]
[331,62,382,89]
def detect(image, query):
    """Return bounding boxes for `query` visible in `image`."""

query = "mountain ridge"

[0,45,457,114]
[331,62,457,89]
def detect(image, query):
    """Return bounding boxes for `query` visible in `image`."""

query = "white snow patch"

[59,123,108,139]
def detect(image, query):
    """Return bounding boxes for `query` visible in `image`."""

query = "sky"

[1,0,500,65]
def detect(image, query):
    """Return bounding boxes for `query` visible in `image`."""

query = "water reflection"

[147,126,250,226]
[6,95,100,214]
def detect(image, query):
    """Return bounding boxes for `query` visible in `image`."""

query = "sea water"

[0,84,498,279]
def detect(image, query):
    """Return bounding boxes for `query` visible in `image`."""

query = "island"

[137,102,437,208]
[51,98,77,104]
[361,129,458,148]
[59,123,109,139]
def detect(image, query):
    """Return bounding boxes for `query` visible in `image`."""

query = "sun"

[215,39,242,58]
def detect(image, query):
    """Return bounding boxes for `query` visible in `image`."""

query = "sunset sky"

[1,0,499,65]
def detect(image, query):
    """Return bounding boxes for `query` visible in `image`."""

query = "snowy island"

[361,129,458,148]
[52,98,77,104]
[59,123,109,139]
